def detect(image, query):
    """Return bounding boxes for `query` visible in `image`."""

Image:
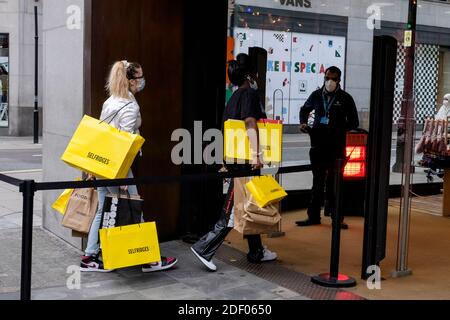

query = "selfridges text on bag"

[61,114,145,179]
[99,222,161,270]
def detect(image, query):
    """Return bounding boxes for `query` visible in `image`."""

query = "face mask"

[325,80,337,93]
[444,100,449,107]
[136,78,146,92]
[248,76,258,90]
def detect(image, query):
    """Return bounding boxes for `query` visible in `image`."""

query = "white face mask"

[325,80,337,93]
[444,99,449,107]
[136,78,146,92]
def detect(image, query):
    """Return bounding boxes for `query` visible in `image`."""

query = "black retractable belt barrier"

[311,159,357,288]
[0,163,356,300]
[0,173,23,186]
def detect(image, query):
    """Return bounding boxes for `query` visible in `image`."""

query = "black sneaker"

[142,256,178,273]
[80,255,114,273]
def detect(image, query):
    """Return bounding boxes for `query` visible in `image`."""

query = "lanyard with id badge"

[320,93,336,125]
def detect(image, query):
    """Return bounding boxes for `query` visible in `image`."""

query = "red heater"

[344,133,368,180]
[341,130,368,216]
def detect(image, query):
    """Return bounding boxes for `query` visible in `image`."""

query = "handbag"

[52,177,82,215]
[52,188,74,215]
[99,222,161,270]
[101,192,144,229]
[243,194,281,226]
[61,113,145,179]
[245,175,288,208]
[61,187,98,233]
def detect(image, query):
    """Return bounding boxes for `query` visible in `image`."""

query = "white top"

[435,105,450,121]
[100,92,142,134]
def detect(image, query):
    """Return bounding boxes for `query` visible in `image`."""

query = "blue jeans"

[85,170,139,256]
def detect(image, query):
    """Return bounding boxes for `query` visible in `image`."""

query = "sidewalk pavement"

[0,137,309,300]
[0,136,42,150]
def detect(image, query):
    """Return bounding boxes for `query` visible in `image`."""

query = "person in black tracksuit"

[296,66,359,228]
[190,53,277,271]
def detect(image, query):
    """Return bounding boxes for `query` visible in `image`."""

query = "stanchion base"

[267,231,285,238]
[391,269,412,278]
[311,273,357,288]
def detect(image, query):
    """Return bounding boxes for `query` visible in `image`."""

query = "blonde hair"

[106,60,141,99]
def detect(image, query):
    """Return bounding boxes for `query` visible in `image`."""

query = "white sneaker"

[260,247,277,262]
[190,247,217,271]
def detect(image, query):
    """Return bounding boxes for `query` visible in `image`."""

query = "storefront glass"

[226,0,450,191]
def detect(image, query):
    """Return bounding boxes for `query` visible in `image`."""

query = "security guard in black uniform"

[296,66,359,229]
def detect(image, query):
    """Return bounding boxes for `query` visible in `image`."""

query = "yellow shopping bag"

[224,119,282,163]
[52,178,82,215]
[245,175,288,208]
[52,188,74,215]
[99,222,161,270]
[61,115,145,179]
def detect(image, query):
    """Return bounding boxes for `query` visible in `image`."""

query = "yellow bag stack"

[245,175,288,208]
[99,222,161,270]
[224,119,282,163]
[61,115,145,179]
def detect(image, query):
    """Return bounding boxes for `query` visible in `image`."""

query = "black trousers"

[192,170,263,262]
[307,127,345,222]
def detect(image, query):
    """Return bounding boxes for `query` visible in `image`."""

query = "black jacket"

[300,87,359,154]
[300,87,359,130]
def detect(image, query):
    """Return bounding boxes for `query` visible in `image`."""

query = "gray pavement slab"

[138,283,209,300]
[0,137,43,150]
[0,206,15,216]
[208,285,281,300]
[92,291,148,300]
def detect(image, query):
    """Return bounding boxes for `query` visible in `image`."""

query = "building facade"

[40,0,450,249]
[0,0,43,136]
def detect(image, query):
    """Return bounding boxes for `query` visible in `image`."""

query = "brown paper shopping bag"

[61,188,98,233]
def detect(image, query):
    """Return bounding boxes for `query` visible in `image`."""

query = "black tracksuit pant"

[307,126,345,223]
[192,165,264,262]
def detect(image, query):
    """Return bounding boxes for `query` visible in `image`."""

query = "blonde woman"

[80,60,177,273]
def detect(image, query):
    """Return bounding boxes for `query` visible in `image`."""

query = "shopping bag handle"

[117,189,143,225]
[119,223,141,231]
[99,102,133,125]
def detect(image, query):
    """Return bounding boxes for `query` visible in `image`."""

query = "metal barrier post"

[311,159,356,288]
[20,180,35,301]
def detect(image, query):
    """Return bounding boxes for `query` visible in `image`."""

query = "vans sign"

[279,0,312,8]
